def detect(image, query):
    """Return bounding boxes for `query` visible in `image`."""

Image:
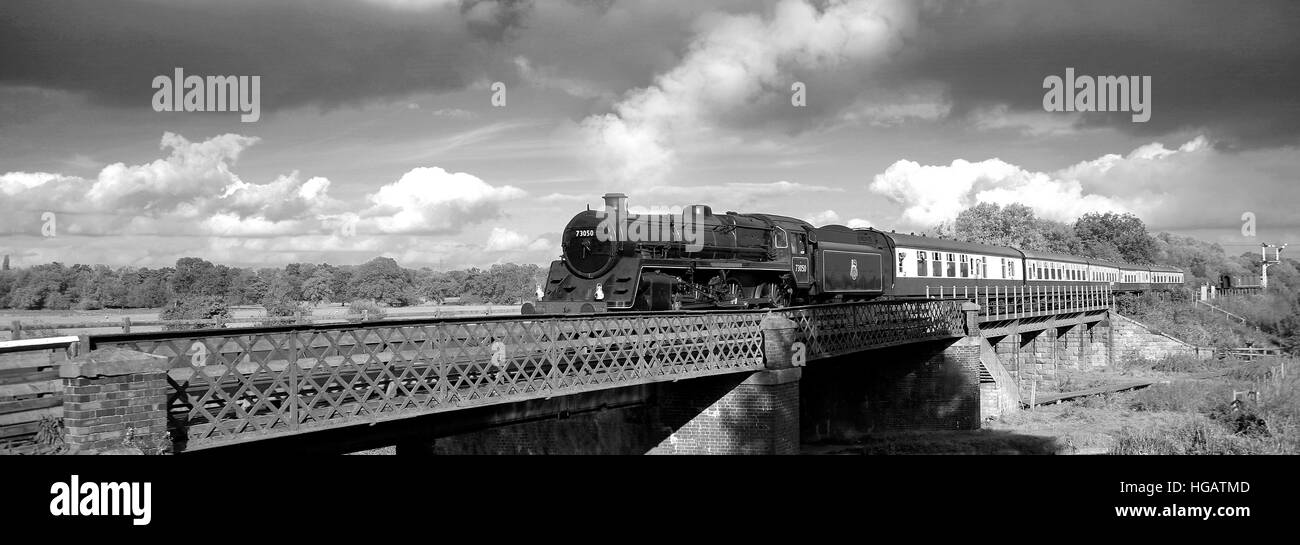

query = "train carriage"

[872,231,1024,297]
[1020,249,1100,287]
[1115,262,1154,292]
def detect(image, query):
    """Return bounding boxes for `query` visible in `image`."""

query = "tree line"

[0,256,547,311]
[932,205,1300,291]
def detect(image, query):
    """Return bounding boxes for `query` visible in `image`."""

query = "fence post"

[10,320,21,340]
[289,329,300,431]
[122,317,132,334]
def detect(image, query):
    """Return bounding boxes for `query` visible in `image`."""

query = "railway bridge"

[2,286,1120,454]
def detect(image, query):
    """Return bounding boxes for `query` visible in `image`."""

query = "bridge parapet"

[772,299,969,362]
[86,313,767,451]
[926,285,1112,322]
[10,297,981,452]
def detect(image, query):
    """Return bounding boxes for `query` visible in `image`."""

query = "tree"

[462,263,543,304]
[350,257,413,306]
[1074,212,1157,264]
[300,268,336,305]
[159,296,231,330]
[940,202,1052,250]
[328,267,353,303]
[171,257,220,297]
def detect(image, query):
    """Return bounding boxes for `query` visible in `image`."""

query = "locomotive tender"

[521,193,1184,314]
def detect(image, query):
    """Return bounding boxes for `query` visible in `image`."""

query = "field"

[0,303,521,341]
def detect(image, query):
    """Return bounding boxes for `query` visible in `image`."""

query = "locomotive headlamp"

[595,283,605,300]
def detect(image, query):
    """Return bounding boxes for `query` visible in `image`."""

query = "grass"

[805,430,1062,455]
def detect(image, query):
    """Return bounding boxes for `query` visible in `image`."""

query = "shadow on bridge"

[800,338,982,444]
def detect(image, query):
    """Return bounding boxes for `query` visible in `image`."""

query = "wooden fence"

[0,336,79,453]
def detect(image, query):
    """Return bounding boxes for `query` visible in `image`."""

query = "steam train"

[521,193,1185,314]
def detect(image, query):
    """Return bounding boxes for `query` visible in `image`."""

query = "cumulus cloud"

[0,133,532,266]
[485,227,552,252]
[804,210,841,226]
[581,0,917,185]
[0,132,340,236]
[868,137,1226,229]
[361,167,525,234]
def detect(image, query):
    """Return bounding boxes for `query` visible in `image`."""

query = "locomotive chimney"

[603,193,628,241]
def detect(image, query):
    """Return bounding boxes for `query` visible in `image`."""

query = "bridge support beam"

[648,314,803,454]
[59,348,172,454]
[650,368,801,455]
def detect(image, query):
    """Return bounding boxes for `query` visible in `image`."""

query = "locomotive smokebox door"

[637,271,679,310]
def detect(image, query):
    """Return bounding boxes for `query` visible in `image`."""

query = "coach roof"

[871,230,1023,258]
[1017,248,1092,265]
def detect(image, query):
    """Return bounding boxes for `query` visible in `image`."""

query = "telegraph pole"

[1260,243,1287,289]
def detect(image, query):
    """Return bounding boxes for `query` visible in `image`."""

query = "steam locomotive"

[521,193,1185,314]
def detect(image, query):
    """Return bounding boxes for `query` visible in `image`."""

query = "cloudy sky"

[2,0,1298,269]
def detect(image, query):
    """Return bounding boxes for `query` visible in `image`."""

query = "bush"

[159,296,232,330]
[1111,418,1254,455]
[261,297,311,326]
[75,299,103,311]
[1207,399,1271,438]
[347,300,387,321]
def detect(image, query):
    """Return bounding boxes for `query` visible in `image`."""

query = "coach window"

[946,253,956,277]
[917,251,927,276]
[932,252,943,277]
[960,255,969,277]
[774,228,788,249]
